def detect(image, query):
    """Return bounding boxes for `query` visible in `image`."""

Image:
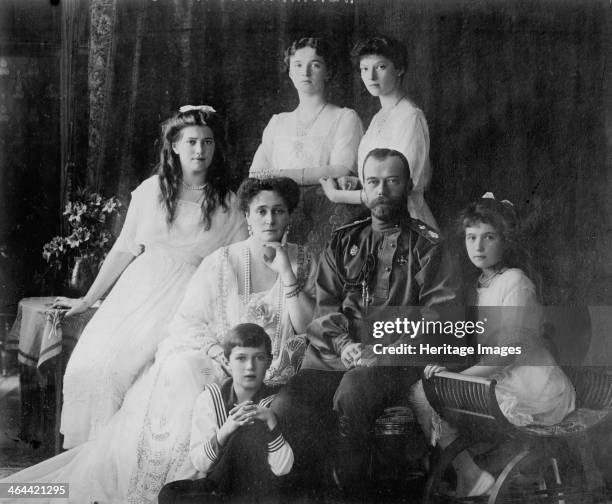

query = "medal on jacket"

[340,248,376,315]
[359,254,376,315]
[361,280,370,315]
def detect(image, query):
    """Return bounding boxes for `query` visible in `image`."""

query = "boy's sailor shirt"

[190,378,293,475]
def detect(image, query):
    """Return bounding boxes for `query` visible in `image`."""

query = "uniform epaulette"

[408,218,441,243]
[332,217,372,234]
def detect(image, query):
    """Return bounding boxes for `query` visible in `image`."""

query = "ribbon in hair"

[481,192,514,207]
[179,105,216,114]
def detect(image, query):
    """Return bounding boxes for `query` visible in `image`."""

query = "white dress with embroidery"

[249,106,363,255]
[1,241,316,504]
[477,268,575,425]
[60,175,247,448]
[357,98,437,228]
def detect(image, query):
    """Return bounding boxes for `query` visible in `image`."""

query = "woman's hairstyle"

[223,323,272,360]
[350,35,408,73]
[237,177,300,214]
[154,108,230,229]
[456,196,540,294]
[283,37,337,80]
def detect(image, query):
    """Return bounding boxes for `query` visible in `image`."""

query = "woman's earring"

[247,224,253,237]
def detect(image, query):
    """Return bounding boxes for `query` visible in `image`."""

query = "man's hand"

[354,345,378,368]
[423,364,447,379]
[340,342,363,369]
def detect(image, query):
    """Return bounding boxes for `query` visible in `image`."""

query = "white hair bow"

[481,192,514,206]
[179,105,216,114]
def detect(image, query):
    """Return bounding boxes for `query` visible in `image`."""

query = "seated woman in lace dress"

[410,194,575,497]
[249,36,364,255]
[1,177,316,504]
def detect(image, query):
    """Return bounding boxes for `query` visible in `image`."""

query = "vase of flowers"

[42,187,122,296]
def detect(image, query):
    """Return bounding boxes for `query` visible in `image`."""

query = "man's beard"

[367,197,405,222]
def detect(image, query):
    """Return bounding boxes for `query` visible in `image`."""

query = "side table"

[6,297,98,453]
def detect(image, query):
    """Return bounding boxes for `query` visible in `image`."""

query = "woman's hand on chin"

[262,241,294,282]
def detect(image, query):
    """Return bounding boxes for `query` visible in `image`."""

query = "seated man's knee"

[270,387,292,420]
[158,479,192,504]
[333,367,371,412]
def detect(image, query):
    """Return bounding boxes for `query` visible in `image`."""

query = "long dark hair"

[154,108,230,230]
[455,197,541,298]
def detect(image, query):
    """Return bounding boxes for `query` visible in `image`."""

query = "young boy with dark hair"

[158,323,293,503]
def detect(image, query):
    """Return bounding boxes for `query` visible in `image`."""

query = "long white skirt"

[2,342,225,503]
[61,249,199,448]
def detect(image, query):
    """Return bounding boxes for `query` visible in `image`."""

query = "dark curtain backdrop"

[87,0,358,198]
[85,0,611,306]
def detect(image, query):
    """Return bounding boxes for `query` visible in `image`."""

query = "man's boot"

[333,415,370,496]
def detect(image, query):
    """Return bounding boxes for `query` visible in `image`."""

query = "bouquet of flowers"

[42,187,122,275]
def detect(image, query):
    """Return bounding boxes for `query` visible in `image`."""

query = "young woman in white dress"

[54,106,247,448]
[249,36,364,255]
[413,194,575,497]
[320,35,437,228]
[1,178,316,504]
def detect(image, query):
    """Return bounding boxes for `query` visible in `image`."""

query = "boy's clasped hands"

[216,400,278,446]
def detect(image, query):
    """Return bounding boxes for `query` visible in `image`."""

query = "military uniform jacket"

[302,216,459,371]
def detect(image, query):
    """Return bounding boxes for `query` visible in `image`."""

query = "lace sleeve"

[249,115,279,178]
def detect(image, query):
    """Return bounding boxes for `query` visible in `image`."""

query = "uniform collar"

[371,214,406,233]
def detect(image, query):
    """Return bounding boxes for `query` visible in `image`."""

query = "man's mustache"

[370,197,401,207]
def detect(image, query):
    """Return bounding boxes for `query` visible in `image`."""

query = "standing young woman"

[320,35,437,228]
[55,106,247,448]
[249,36,363,255]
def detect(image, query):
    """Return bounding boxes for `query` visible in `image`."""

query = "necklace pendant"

[396,254,408,266]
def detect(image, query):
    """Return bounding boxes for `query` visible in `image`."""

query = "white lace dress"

[477,268,575,425]
[249,106,363,255]
[357,98,437,228]
[60,175,247,448]
[1,241,316,504]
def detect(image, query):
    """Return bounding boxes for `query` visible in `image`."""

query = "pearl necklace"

[296,103,327,137]
[375,96,404,134]
[478,265,506,288]
[242,245,284,358]
[181,179,207,191]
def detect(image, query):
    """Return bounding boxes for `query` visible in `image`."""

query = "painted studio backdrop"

[0,1,610,317]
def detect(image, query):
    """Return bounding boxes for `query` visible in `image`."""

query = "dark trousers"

[271,366,421,488]
[158,422,279,504]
